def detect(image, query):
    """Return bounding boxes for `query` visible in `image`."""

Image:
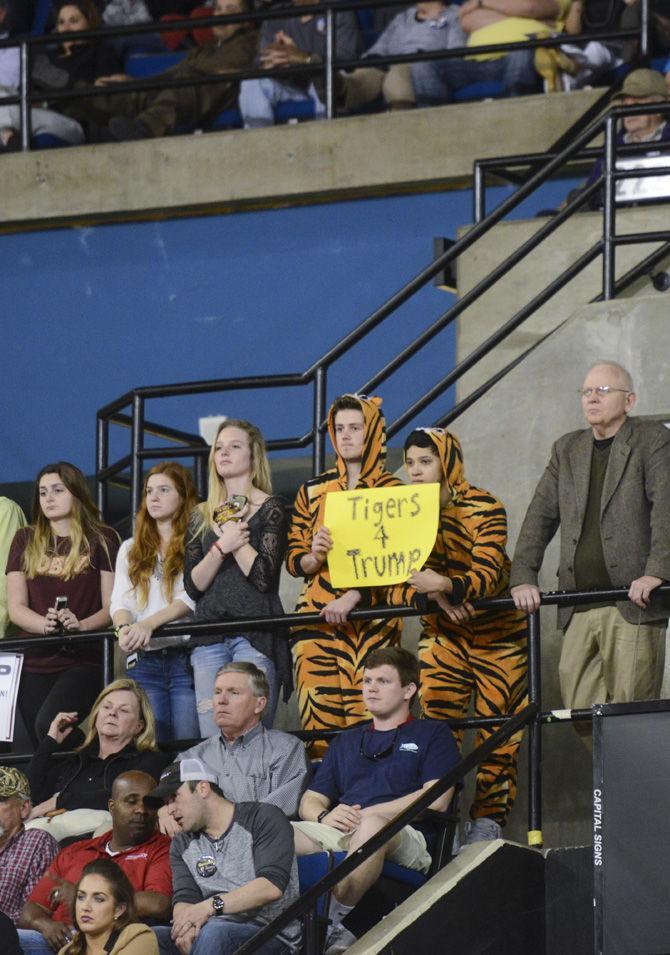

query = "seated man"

[0,767,58,926]
[294,647,460,953]
[148,757,301,954]
[19,770,171,954]
[340,0,466,112]
[238,0,361,127]
[161,662,308,834]
[93,0,258,140]
[411,0,571,104]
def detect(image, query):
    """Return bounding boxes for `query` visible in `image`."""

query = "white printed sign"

[0,654,24,742]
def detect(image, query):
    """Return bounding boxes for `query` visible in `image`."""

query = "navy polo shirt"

[309,719,460,809]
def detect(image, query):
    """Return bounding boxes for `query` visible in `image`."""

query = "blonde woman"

[6,462,119,747]
[111,462,199,744]
[184,419,292,735]
[24,678,169,841]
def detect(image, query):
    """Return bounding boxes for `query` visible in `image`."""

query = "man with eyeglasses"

[510,361,670,726]
[293,646,459,954]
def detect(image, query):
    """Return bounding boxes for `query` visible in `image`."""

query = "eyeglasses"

[578,386,631,398]
[359,727,399,761]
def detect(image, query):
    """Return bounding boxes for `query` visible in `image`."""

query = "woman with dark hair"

[6,461,120,746]
[111,462,200,744]
[184,418,291,735]
[25,677,169,841]
[392,427,527,845]
[59,858,157,955]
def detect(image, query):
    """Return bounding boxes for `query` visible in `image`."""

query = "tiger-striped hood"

[414,427,469,498]
[327,394,388,487]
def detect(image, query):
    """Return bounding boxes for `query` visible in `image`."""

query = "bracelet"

[113,624,129,640]
[211,541,226,559]
[317,809,329,824]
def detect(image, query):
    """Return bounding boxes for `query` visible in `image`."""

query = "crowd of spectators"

[1,0,669,149]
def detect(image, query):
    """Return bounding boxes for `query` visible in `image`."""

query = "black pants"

[19,664,102,749]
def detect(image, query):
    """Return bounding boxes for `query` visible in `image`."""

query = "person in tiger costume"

[286,394,403,752]
[394,426,527,843]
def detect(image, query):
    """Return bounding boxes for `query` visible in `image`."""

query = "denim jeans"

[238,77,325,127]
[17,929,54,954]
[191,637,278,737]
[153,920,289,955]
[411,49,539,104]
[127,647,200,744]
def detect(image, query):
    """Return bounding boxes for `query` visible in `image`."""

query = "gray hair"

[586,360,634,392]
[215,661,269,699]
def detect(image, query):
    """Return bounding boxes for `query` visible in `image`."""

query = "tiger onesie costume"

[286,395,403,751]
[392,427,527,827]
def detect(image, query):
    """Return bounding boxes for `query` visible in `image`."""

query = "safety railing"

[5,583,668,953]
[96,96,670,518]
[0,0,650,151]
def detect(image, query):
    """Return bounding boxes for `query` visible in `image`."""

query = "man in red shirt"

[18,770,171,953]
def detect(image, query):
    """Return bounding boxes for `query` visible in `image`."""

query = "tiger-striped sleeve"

[448,495,510,604]
[286,480,314,578]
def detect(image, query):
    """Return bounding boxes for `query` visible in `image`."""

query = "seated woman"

[184,418,292,735]
[111,462,200,745]
[24,678,170,842]
[0,0,122,149]
[6,461,120,748]
[58,858,158,955]
[390,427,527,845]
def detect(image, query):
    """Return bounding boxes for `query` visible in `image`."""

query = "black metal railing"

[95,96,670,518]
[0,0,650,151]
[5,582,668,953]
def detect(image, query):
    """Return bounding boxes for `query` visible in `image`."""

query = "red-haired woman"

[111,462,199,744]
[6,462,120,747]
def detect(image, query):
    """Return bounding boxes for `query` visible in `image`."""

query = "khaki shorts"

[293,820,431,873]
[26,809,112,842]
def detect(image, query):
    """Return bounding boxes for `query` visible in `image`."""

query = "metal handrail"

[96,95,670,518]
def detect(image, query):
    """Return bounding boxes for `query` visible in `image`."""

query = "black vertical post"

[313,367,327,476]
[602,114,616,301]
[131,393,145,520]
[96,415,109,520]
[194,451,207,502]
[19,41,30,152]
[325,6,335,120]
[102,634,114,685]
[527,609,543,847]
[474,162,485,223]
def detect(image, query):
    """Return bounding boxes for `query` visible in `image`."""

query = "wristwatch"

[212,894,227,916]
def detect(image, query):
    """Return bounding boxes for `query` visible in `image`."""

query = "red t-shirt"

[28,829,172,923]
[5,526,119,673]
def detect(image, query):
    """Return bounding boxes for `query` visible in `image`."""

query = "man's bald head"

[109,771,158,849]
[586,361,634,393]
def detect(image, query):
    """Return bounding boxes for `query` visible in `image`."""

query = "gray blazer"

[510,416,670,629]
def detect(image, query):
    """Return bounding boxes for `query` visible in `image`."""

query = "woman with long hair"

[59,858,157,955]
[6,462,120,746]
[184,419,292,735]
[111,462,200,744]
[25,677,169,841]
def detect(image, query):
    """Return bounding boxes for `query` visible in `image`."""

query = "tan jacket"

[510,416,670,629]
[59,923,159,955]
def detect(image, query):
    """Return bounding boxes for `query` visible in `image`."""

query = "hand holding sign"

[324,484,440,589]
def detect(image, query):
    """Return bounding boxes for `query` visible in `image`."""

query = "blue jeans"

[17,929,53,954]
[128,647,199,744]
[153,920,289,955]
[191,638,278,736]
[411,50,539,104]
[238,78,325,127]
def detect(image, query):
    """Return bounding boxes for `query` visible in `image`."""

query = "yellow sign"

[324,484,440,588]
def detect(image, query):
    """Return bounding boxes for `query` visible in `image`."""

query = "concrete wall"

[0,89,601,228]
[455,206,670,402]
[447,294,670,848]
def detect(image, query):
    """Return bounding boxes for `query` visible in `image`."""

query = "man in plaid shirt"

[0,766,58,924]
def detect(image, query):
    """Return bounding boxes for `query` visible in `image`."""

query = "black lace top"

[183,496,293,698]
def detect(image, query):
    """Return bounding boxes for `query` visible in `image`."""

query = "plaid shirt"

[0,826,59,923]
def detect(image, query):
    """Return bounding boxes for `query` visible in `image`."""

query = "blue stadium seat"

[356,8,380,51]
[274,99,316,123]
[31,0,52,35]
[33,132,69,149]
[650,55,670,74]
[210,108,244,130]
[124,51,187,78]
[452,80,505,102]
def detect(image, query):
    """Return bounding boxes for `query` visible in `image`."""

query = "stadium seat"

[124,51,187,78]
